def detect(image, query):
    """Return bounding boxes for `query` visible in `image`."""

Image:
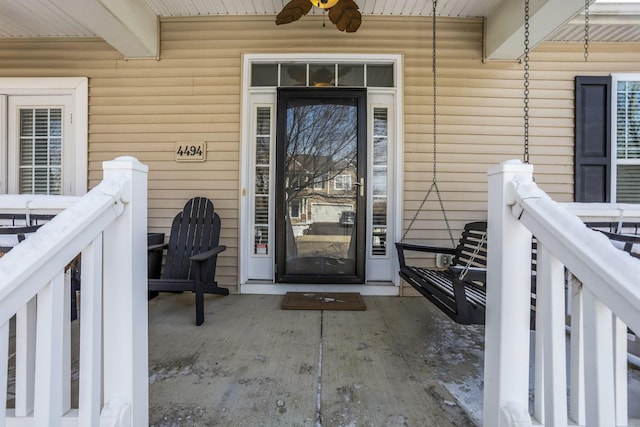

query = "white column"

[484,160,534,427]
[101,157,148,426]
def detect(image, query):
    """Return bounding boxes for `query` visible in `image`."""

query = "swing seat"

[395,221,488,325]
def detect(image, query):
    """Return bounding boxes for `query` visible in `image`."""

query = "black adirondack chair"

[148,197,228,326]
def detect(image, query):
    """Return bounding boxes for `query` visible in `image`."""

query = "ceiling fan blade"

[276,0,313,25]
[328,0,361,32]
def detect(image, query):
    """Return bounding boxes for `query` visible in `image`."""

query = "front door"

[275,88,366,283]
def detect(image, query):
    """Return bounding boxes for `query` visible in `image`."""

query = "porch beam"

[49,0,158,59]
[484,0,594,61]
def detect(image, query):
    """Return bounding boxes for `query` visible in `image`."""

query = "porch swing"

[394,0,581,325]
[394,0,489,325]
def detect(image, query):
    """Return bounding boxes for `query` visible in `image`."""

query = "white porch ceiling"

[0,0,638,60]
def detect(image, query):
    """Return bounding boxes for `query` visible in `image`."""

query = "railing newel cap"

[487,159,534,176]
[102,156,148,173]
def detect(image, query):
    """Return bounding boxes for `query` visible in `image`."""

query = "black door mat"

[281,292,366,311]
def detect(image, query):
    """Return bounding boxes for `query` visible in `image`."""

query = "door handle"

[353,177,365,197]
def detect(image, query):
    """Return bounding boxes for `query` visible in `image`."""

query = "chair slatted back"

[163,197,221,281]
[451,221,488,269]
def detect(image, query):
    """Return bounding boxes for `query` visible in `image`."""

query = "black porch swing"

[395,0,489,325]
[395,0,592,325]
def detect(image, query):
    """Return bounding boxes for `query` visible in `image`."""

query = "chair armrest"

[148,243,168,252]
[395,242,456,255]
[190,245,227,262]
[449,265,486,282]
[395,242,457,270]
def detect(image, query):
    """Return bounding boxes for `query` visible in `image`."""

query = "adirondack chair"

[148,197,228,326]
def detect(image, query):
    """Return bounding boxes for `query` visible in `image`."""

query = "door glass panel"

[278,89,365,282]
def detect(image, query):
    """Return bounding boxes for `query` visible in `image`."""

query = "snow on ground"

[441,328,640,425]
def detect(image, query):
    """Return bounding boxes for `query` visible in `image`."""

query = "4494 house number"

[175,142,207,162]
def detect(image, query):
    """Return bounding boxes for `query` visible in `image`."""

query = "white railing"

[484,160,640,427]
[0,157,149,427]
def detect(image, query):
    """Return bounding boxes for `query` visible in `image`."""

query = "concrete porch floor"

[148,294,486,427]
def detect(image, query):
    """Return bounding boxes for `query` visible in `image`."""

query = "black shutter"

[575,76,612,202]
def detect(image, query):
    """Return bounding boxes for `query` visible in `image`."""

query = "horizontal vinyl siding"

[1,16,640,294]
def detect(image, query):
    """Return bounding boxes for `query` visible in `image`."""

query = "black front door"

[275,88,366,283]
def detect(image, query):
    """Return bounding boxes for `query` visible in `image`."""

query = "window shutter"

[575,76,612,202]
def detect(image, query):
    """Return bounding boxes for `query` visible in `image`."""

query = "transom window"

[251,62,394,88]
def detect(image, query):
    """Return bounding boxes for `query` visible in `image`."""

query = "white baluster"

[15,298,36,416]
[0,321,9,427]
[569,277,585,425]
[583,289,616,427]
[34,271,65,427]
[78,235,104,427]
[538,245,567,426]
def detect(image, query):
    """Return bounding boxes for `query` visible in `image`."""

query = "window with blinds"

[19,107,62,195]
[372,108,388,256]
[616,80,640,202]
[254,106,271,255]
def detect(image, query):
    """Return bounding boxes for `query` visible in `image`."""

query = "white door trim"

[239,54,403,295]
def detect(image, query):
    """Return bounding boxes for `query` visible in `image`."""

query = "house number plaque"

[175,142,206,162]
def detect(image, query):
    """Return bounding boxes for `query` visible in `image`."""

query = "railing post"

[101,157,148,427]
[484,160,534,427]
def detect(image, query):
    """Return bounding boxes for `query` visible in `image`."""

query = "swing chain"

[432,0,438,182]
[523,0,530,164]
[584,0,590,62]
[402,0,455,248]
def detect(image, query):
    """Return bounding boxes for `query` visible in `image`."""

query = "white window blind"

[19,107,62,195]
[254,106,271,255]
[372,107,388,255]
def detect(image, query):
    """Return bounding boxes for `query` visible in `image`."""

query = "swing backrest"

[450,221,488,269]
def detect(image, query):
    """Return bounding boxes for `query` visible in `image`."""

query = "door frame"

[274,87,367,284]
[239,54,404,295]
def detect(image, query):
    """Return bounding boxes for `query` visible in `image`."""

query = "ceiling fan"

[276,0,362,33]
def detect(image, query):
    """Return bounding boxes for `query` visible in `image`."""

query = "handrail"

[0,183,123,326]
[0,156,149,427]
[484,159,640,427]
[510,176,640,335]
